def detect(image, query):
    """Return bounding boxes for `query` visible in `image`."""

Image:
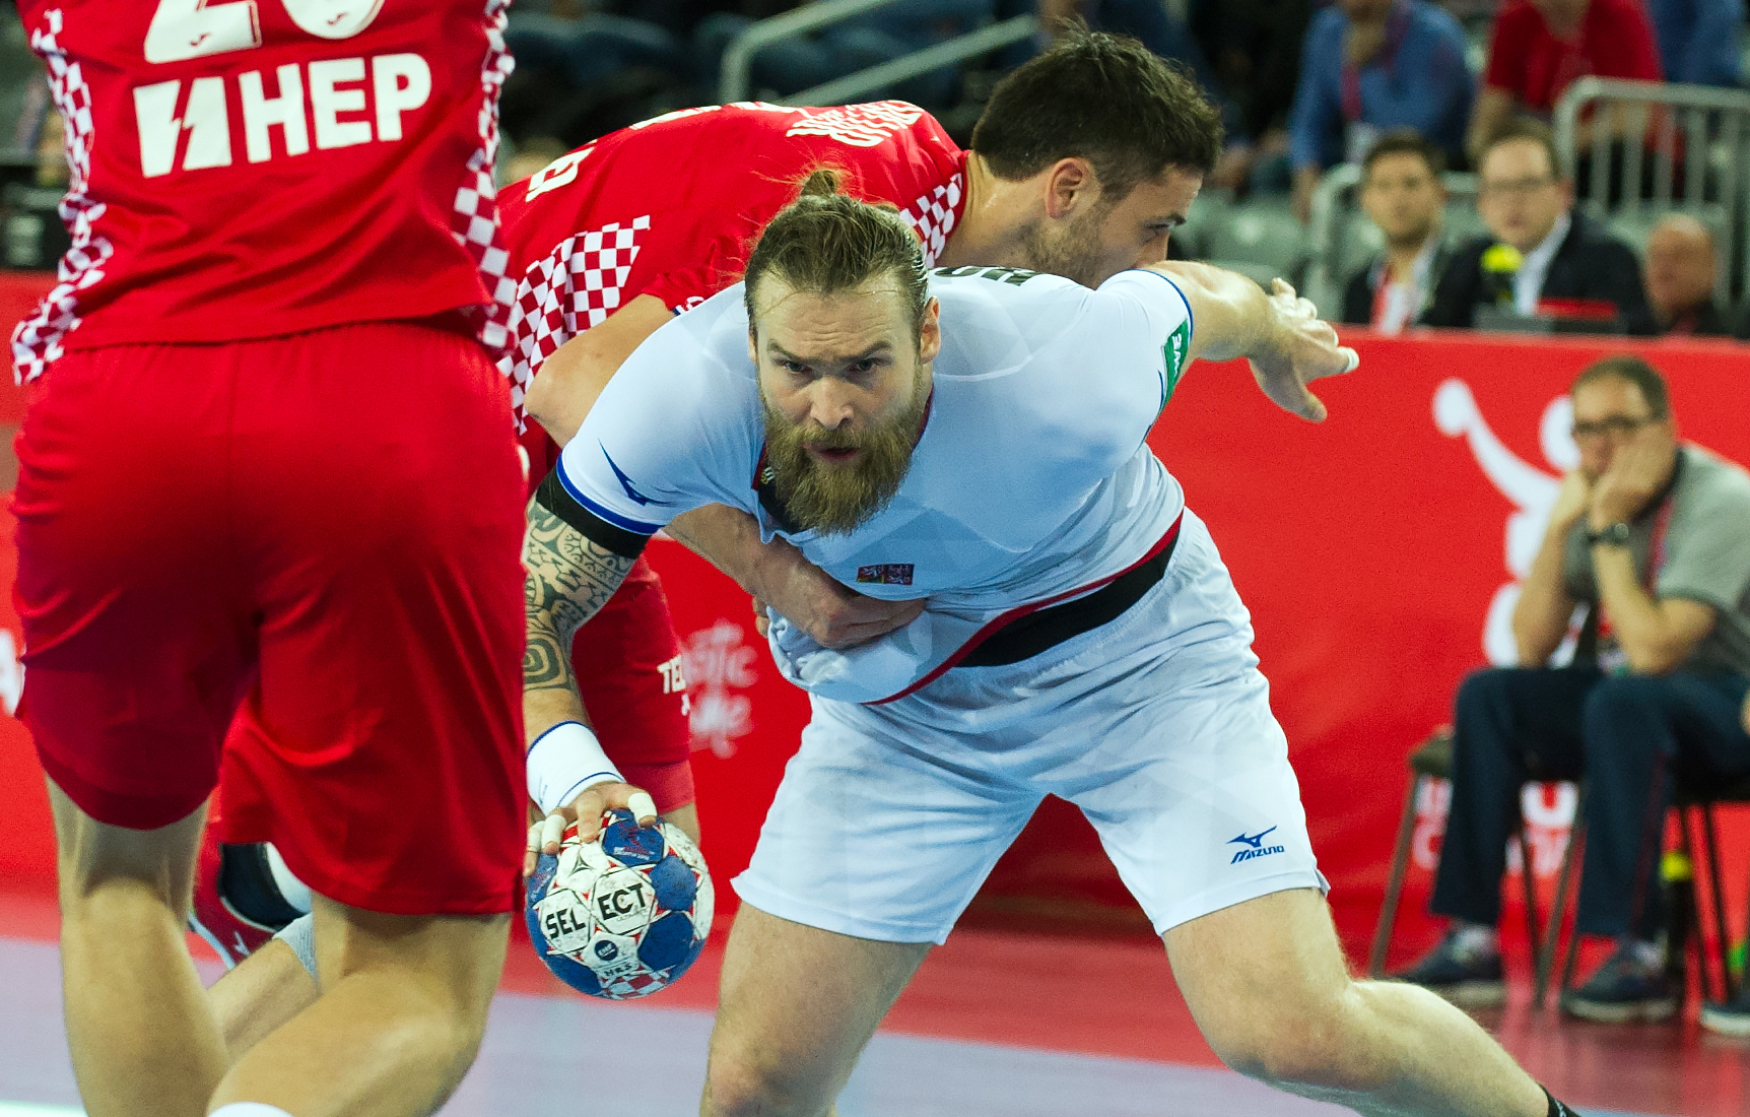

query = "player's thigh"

[1163,888,1356,1076]
[17,345,252,832]
[231,321,526,916]
[311,896,508,1018]
[707,903,929,1113]
[735,699,1038,944]
[46,776,207,905]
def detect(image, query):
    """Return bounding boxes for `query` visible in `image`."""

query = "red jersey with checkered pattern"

[496,100,967,434]
[11,0,517,381]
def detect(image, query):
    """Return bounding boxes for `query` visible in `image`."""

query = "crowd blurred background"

[3,0,1750,338]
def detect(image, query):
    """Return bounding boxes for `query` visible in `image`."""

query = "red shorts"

[16,320,527,915]
[520,426,695,814]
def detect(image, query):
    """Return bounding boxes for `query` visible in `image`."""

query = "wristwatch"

[1587,521,1633,548]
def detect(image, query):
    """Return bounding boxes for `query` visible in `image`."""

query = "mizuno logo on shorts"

[1228,826,1286,864]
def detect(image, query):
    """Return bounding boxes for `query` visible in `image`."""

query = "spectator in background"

[1288,0,1474,221]
[1467,0,1662,163]
[1425,120,1654,332]
[1342,131,1453,330]
[1644,214,1732,336]
[1647,0,1744,88]
[1193,0,1310,193]
[1399,356,1750,1021]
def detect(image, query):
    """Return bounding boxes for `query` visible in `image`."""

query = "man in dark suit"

[1644,214,1732,337]
[1424,119,1654,334]
[1341,131,1454,332]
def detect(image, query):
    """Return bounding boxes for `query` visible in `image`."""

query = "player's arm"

[524,294,676,446]
[665,504,924,649]
[523,473,659,852]
[1149,263,1358,422]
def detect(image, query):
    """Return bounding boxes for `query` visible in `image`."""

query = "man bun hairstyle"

[969,26,1223,201]
[1572,355,1670,419]
[744,168,931,339]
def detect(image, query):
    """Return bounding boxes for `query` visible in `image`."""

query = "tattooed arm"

[523,495,650,848]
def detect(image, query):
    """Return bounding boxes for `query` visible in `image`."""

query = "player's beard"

[762,371,930,537]
[1017,201,1111,288]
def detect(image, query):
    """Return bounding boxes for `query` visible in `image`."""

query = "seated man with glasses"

[1424,120,1654,334]
[1399,356,1750,1022]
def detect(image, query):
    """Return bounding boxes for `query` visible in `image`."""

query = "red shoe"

[188,829,278,969]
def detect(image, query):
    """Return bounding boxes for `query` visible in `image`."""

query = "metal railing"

[1553,76,1750,303]
[719,0,1036,107]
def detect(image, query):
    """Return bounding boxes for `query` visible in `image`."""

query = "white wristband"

[527,721,623,815]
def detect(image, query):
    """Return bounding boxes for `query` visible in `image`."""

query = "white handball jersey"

[553,265,1197,703]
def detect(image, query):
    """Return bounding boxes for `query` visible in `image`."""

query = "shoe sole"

[1561,996,1678,1023]
[1699,1008,1750,1037]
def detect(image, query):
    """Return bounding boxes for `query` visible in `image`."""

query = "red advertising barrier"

[0,262,1743,960]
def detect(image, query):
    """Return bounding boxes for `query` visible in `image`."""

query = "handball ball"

[525,809,713,1000]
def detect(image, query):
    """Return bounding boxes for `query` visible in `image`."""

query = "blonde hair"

[743,168,930,338]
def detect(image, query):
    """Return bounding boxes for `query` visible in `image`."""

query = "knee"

[1453,668,1512,727]
[1198,982,1379,1094]
[702,1053,821,1117]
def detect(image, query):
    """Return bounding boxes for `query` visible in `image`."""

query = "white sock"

[272,911,318,979]
[210,1105,295,1117]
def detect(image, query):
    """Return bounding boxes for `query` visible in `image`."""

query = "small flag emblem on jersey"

[857,564,914,585]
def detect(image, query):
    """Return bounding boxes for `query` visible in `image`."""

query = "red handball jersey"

[11,0,517,381]
[495,100,967,429]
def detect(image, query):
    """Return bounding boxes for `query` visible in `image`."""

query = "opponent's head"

[1568,355,1676,483]
[744,171,941,537]
[964,28,1221,287]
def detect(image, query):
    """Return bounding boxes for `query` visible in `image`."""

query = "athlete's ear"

[1044,157,1095,221]
[917,298,942,364]
[747,326,759,368]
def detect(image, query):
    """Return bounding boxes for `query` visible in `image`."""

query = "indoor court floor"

[0,888,1743,1117]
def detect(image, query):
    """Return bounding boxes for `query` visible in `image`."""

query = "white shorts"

[733,509,1328,944]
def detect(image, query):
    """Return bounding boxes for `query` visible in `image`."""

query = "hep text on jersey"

[134,53,431,178]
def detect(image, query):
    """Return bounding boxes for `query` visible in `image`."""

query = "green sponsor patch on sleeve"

[1160,317,1191,409]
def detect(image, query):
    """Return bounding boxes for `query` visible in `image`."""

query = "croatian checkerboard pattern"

[12,8,112,384]
[501,216,651,429]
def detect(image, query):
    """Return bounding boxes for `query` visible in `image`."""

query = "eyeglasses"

[1479,176,1556,198]
[1570,415,1657,441]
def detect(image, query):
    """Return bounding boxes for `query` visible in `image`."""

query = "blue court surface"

[0,936,1677,1117]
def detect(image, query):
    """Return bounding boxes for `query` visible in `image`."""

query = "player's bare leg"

[211,939,319,1060]
[702,904,930,1117]
[209,896,507,1117]
[210,805,700,1061]
[48,777,228,1117]
[1166,888,1550,1117]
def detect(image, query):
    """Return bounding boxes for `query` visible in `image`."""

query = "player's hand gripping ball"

[526,809,713,999]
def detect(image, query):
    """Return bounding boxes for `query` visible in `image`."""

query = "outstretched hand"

[1248,279,1359,422]
[524,781,658,874]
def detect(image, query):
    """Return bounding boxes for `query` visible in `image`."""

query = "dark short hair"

[1362,130,1445,180]
[1571,355,1670,418]
[1481,118,1564,181]
[743,168,930,340]
[969,26,1223,201]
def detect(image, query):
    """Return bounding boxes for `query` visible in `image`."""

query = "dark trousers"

[1430,666,1750,940]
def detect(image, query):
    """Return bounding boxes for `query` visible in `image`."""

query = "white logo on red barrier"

[1412,775,1576,883]
[1433,380,1581,665]
[682,620,756,758]
[0,631,21,717]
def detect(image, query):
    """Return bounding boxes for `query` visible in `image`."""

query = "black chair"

[1369,728,1546,979]
[1539,770,1750,1009]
